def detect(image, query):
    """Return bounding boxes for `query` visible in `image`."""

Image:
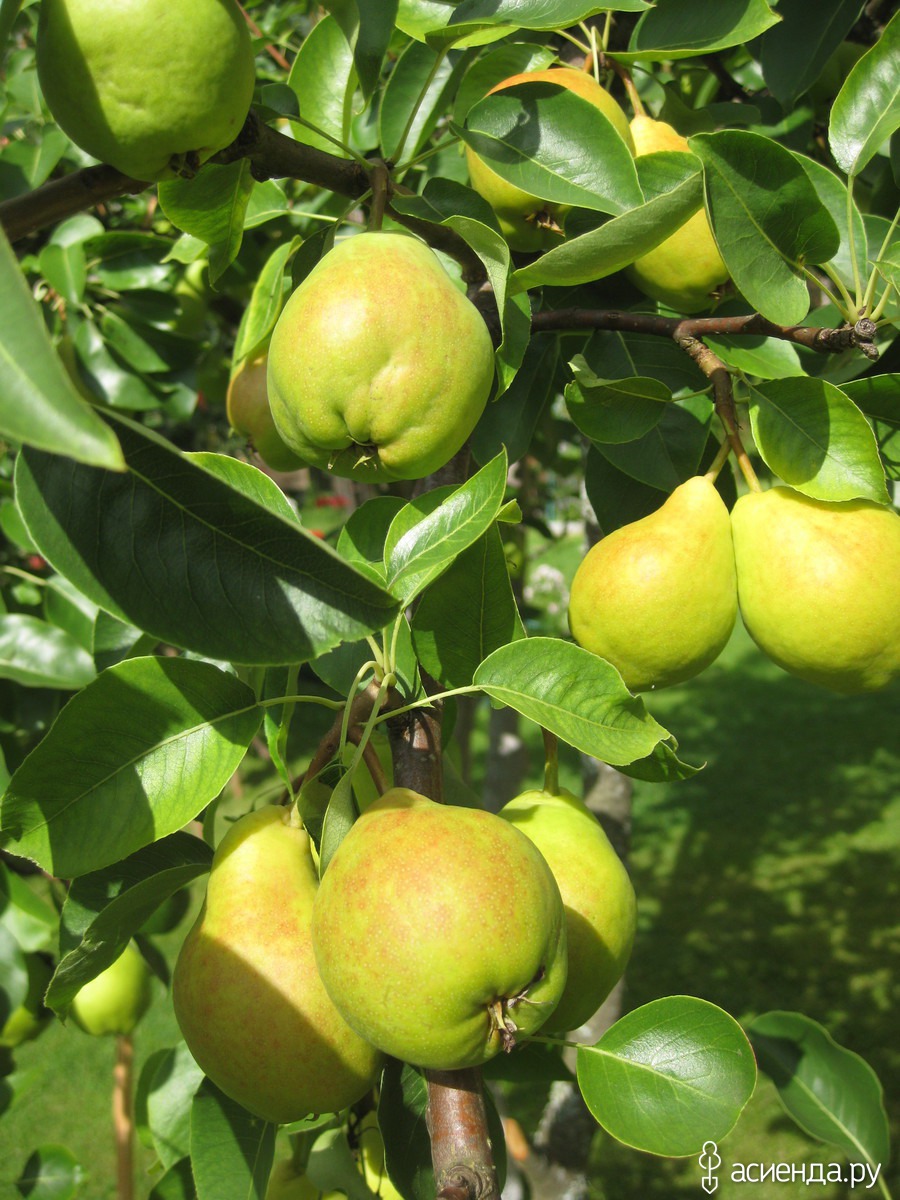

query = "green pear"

[36,0,256,182]
[1,954,53,1048]
[312,788,567,1070]
[625,115,729,313]
[266,1160,341,1200]
[71,941,152,1036]
[267,233,495,482]
[358,1112,403,1200]
[227,351,306,473]
[173,805,382,1124]
[466,67,634,252]
[499,788,636,1032]
[568,476,738,690]
[732,486,900,693]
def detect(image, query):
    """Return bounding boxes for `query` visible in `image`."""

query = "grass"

[1,623,898,1199]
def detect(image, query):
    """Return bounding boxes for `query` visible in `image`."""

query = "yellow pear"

[312,788,567,1070]
[466,67,634,252]
[625,115,729,313]
[732,486,900,693]
[499,788,636,1032]
[568,476,738,690]
[173,806,382,1124]
[267,233,494,483]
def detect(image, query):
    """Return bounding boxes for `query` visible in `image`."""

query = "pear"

[71,941,152,1036]
[568,476,738,690]
[499,788,636,1032]
[466,67,634,252]
[172,806,383,1124]
[265,1160,341,1200]
[625,115,729,313]
[227,351,305,473]
[36,0,256,182]
[312,788,567,1070]
[731,486,900,693]
[267,233,495,482]
[358,1112,403,1200]
[1,954,53,1048]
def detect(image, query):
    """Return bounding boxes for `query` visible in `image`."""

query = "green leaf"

[0,862,58,953]
[596,400,712,492]
[453,42,556,122]
[513,154,703,288]
[136,1044,205,1172]
[39,241,86,307]
[461,83,641,215]
[628,0,780,59]
[15,1145,85,1200]
[759,0,863,108]
[451,0,649,33]
[186,452,298,523]
[232,239,298,364]
[411,525,526,688]
[157,161,255,281]
[746,377,891,503]
[829,10,900,176]
[148,1158,196,1200]
[0,229,124,469]
[337,496,408,585]
[0,924,27,1026]
[46,832,212,1013]
[191,1078,276,1200]
[474,638,671,767]
[471,332,559,466]
[15,417,399,666]
[566,366,671,444]
[690,131,840,325]
[584,448,668,536]
[0,0,26,49]
[380,40,466,161]
[577,996,757,1156]
[0,656,260,878]
[0,614,95,690]
[319,772,359,878]
[287,15,356,155]
[385,450,509,604]
[324,0,398,98]
[792,154,868,290]
[748,1011,890,1167]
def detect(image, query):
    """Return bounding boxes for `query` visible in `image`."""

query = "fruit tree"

[0,2,898,1199]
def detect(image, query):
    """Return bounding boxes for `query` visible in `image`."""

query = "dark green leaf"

[16,417,399,666]
[191,1078,276,1200]
[0,657,259,877]
[474,638,670,766]
[628,0,779,58]
[566,366,671,444]
[577,996,757,1155]
[759,0,864,108]
[0,229,123,469]
[584,447,668,535]
[380,40,465,161]
[148,1158,196,1200]
[471,332,559,466]
[829,10,900,175]
[596,400,712,492]
[748,1011,890,1167]
[14,1145,85,1200]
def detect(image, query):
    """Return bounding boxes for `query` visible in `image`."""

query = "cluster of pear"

[465,67,729,312]
[172,785,636,1122]
[569,476,900,694]
[36,0,256,182]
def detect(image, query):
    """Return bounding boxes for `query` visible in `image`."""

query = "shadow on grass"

[591,627,900,1198]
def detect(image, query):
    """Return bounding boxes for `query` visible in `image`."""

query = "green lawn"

[1,623,897,1199]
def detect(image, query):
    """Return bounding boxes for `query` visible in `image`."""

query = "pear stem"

[704,437,732,482]
[113,1034,134,1200]
[542,729,559,795]
[367,161,390,233]
[672,329,762,493]
[602,56,645,117]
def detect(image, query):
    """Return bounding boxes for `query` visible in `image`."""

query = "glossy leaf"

[385,450,509,604]
[566,365,671,445]
[380,40,465,161]
[450,0,649,33]
[232,239,297,364]
[628,0,779,59]
[47,832,212,1013]
[461,83,641,214]
[748,1011,890,1167]
[514,154,703,288]
[746,377,891,503]
[15,1145,85,1200]
[690,131,840,325]
[759,0,863,107]
[0,614,95,689]
[793,154,868,289]
[0,656,259,878]
[319,772,359,878]
[577,996,757,1155]
[830,10,900,175]
[595,400,712,492]
[16,417,398,666]
[411,525,526,688]
[327,0,397,98]
[453,41,555,121]
[157,161,255,281]
[287,15,356,155]
[474,637,670,766]
[337,496,408,584]
[191,1078,276,1200]
[0,228,124,469]
[137,1043,205,1172]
